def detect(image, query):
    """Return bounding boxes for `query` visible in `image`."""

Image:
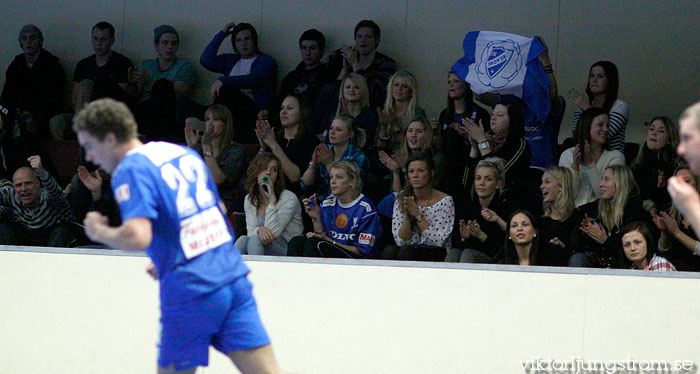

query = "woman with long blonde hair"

[378,117,446,193]
[331,73,379,149]
[184,104,245,212]
[538,166,580,266]
[570,165,648,268]
[376,71,426,151]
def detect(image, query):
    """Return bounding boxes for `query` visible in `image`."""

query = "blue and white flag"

[452,31,550,123]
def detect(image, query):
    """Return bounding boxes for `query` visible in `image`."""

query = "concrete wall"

[2,247,700,373]
[1,1,698,144]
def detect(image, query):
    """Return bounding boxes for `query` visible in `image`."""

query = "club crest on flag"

[477,39,523,89]
[452,31,551,123]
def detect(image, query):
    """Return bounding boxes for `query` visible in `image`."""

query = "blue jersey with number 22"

[111,142,248,305]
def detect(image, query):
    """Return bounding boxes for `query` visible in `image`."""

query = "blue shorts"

[157,276,271,370]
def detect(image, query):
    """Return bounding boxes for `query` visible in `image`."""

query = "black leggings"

[287,236,362,259]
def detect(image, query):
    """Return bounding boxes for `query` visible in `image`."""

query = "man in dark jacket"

[1,24,65,139]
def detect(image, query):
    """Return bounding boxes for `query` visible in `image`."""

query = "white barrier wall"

[2,247,700,374]
[1,1,699,143]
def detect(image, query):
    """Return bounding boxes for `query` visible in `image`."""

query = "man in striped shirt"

[0,155,78,247]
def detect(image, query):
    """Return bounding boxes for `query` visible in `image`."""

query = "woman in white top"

[235,152,303,255]
[559,107,625,207]
[569,60,628,152]
[392,153,454,261]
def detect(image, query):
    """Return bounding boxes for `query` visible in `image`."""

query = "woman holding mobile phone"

[235,152,303,255]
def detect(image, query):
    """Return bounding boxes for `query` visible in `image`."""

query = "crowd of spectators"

[0,19,695,274]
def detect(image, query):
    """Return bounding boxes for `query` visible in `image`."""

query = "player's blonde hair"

[329,159,362,196]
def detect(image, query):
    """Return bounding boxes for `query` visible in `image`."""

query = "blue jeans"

[234,235,288,256]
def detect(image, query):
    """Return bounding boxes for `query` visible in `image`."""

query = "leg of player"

[228,344,283,374]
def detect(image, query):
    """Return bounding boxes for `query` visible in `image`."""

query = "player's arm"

[84,213,152,251]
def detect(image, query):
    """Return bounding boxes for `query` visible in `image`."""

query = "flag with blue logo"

[452,31,550,123]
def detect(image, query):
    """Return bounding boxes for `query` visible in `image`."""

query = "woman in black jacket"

[570,165,649,268]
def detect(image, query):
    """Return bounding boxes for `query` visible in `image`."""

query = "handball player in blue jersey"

[73,98,283,374]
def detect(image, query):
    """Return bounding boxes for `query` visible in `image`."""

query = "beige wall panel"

[582,274,700,362]
[12,250,700,373]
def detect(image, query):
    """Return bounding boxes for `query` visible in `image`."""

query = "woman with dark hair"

[301,115,369,200]
[652,166,700,271]
[538,166,580,266]
[446,157,511,263]
[631,116,680,209]
[569,61,628,152]
[461,101,532,204]
[503,210,539,266]
[288,160,382,258]
[255,93,319,195]
[438,71,490,135]
[439,71,490,199]
[620,221,675,272]
[184,104,245,212]
[235,152,303,255]
[570,165,648,268]
[200,21,278,143]
[559,107,625,207]
[391,153,454,261]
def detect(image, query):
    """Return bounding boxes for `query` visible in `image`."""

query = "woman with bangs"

[330,72,379,149]
[570,165,648,268]
[652,166,700,271]
[559,107,625,207]
[569,61,628,152]
[255,93,319,195]
[630,116,680,210]
[446,157,511,263]
[538,166,581,266]
[461,100,532,210]
[235,152,303,255]
[378,117,447,193]
[184,104,245,212]
[376,71,427,151]
[289,160,382,259]
[620,222,675,272]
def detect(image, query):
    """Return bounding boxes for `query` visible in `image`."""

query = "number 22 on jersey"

[161,154,231,259]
